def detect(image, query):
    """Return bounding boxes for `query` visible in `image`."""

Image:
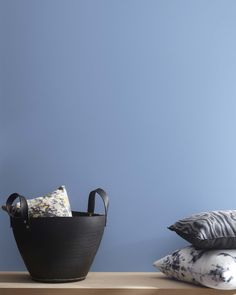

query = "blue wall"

[1,0,236,271]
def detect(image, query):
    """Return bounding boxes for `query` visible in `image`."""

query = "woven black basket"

[3,188,109,283]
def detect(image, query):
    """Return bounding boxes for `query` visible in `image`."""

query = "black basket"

[3,188,109,283]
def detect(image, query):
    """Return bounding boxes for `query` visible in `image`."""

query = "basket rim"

[10,211,106,220]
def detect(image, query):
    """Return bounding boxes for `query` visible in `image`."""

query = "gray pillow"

[169,210,236,249]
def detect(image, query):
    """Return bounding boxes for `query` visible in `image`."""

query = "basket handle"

[88,188,109,226]
[3,193,29,227]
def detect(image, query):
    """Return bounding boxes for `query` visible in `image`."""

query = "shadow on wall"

[92,234,189,272]
[0,214,26,270]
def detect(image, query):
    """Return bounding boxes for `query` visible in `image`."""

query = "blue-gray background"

[1,0,236,271]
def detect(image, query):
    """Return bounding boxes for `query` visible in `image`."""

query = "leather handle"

[88,188,109,226]
[5,193,29,228]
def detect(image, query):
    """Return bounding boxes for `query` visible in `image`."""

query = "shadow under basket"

[3,188,109,283]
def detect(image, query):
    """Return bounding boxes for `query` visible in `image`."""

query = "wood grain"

[0,272,235,295]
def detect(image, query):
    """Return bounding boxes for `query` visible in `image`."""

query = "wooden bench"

[0,272,234,295]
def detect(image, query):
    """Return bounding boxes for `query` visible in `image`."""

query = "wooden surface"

[0,272,234,295]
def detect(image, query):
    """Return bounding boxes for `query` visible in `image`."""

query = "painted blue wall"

[1,0,236,271]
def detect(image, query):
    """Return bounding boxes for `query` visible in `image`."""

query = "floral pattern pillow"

[16,186,72,218]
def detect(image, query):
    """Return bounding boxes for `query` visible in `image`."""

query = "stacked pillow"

[154,210,236,290]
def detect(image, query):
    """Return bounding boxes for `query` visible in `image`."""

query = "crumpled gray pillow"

[168,210,236,249]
